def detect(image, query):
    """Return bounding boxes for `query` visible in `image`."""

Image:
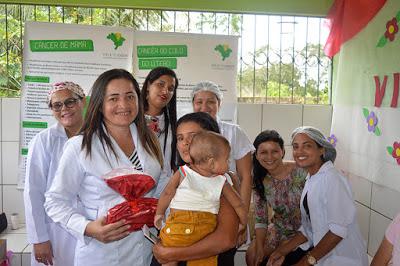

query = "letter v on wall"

[374,75,387,107]
[391,73,399,108]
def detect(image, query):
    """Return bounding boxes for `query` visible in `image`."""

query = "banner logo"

[214,44,232,61]
[107,32,126,50]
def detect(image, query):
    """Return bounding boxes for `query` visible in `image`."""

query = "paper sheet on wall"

[19,23,239,189]
[18,21,134,188]
[132,31,239,122]
[330,0,400,191]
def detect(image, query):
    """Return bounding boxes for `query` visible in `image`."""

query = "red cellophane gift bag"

[103,168,158,232]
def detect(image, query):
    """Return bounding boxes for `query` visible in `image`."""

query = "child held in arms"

[154,131,247,266]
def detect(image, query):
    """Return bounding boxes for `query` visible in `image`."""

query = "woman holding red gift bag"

[45,69,165,266]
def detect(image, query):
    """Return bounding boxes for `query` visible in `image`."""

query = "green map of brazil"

[107,32,125,49]
[214,44,232,61]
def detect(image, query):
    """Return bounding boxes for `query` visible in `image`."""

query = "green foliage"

[238,44,330,104]
[0,4,165,97]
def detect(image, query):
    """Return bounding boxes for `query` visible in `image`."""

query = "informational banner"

[132,31,239,122]
[18,21,134,188]
[330,0,400,191]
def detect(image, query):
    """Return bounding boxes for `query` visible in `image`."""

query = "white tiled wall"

[0,98,22,225]
[0,99,397,263]
[261,104,303,144]
[349,171,400,258]
[371,183,400,220]
[368,210,392,256]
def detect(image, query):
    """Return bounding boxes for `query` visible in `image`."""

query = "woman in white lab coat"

[24,82,86,266]
[141,67,178,197]
[267,126,368,266]
[191,81,254,251]
[44,69,164,266]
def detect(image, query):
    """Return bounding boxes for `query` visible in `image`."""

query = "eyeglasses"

[50,97,80,112]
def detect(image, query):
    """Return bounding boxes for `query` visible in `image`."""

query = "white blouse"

[299,161,368,266]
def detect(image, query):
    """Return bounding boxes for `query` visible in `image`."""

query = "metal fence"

[0,4,332,104]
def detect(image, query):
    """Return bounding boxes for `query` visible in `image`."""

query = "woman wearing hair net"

[24,82,86,266]
[267,126,368,266]
[191,80,254,222]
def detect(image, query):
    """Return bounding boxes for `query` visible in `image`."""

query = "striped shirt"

[129,149,143,171]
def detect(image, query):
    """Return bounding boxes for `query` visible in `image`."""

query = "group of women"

[24,67,253,266]
[23,66,369,266]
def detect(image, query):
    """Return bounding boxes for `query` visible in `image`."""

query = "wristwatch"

[306,252,317,265]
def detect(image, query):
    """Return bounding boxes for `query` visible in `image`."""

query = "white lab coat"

[299,161,368,266]
[24,122,76,266]
[153,113,174,198]
[44,123,164,266]
[217,119,255,172]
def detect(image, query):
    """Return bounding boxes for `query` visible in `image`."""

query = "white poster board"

[132,31,239,122]
[18,21,134,188]
[18,23,239,188]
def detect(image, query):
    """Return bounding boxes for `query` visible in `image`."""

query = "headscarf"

[191,81,223,103]
[291,126,337,163]
[47,81,85,105]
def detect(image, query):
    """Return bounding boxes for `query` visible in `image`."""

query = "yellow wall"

[1,0,333,16]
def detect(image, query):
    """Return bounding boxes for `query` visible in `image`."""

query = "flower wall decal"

[377,11,400,47]
[387,142,400,165]
[327,134,337,147]
[367,111,378,132]
[385,18,399,41]
[362,108,381,136]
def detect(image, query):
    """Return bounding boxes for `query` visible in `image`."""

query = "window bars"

[0,4,332,104]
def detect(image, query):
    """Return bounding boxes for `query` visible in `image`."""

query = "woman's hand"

[84,216,130,243]
[236,223,247,247]
[153,242,171,264]
[254,242,265,266]
[266,249,285,266]
[34,241,53,265]
[154,214,164,230]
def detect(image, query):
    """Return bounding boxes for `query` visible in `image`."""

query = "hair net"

[48,81,85,104]
[191,81,223,102]
[291,126,337,163]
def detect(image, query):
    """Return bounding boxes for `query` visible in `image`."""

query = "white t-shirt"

[169,165,226,214]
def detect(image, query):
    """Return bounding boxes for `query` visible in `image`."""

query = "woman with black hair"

[246,130,308,266]
[45,69,164,265]
[152,112,241,266]
[141,67,178,197]
[267,127,367,266]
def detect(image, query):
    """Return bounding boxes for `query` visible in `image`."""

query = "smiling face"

[146,74,176,115]
[176,121,204,163]
[292,133,324,175]
[255,140,285,173]
[50,89,84,134]
[192,91,220,120]
[102,78,138,130]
